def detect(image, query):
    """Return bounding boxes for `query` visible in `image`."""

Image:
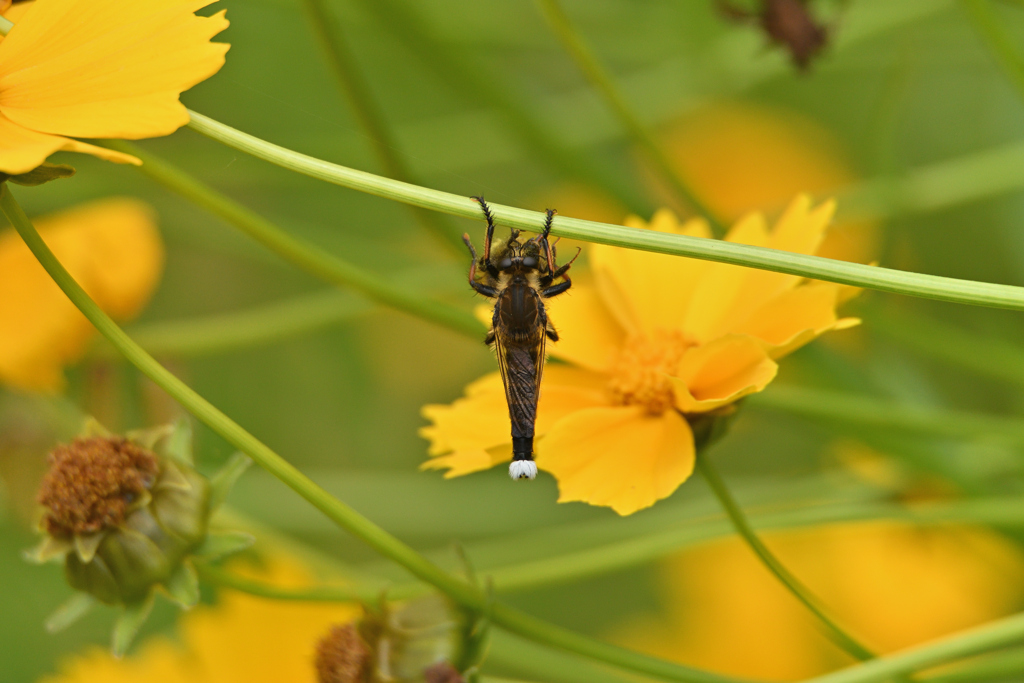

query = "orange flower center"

[608,330,690,415]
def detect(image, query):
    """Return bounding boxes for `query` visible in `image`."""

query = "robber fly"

[463,196,577,480]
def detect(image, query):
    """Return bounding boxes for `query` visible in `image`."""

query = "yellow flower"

[0,0,229,174]
[39,556,360,683]
[0,198,163,391]
[421,196,858,515]
[613,521,1024,681]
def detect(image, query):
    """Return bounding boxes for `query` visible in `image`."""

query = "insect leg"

[471,196,497,264]
[541,280,572,298]
[550,247,582,281]
[463,233,499,297]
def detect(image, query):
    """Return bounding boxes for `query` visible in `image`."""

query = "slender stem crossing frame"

[187,111,1024,312]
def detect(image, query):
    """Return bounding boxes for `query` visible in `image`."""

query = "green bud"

[27,419,253,656]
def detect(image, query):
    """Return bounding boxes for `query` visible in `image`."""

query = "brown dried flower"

[316,623,372,683]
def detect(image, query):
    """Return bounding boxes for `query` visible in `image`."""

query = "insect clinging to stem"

[462,196,578,480]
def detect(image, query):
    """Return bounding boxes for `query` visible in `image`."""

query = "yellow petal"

[0,0,229,139]
[420,366,609,476]
[0,198,163,391]
[0,111,141,174]
[734,283,860,359]
[590,210,712,336]
[538,406,694,515]
[681,212,769,343]
[545,281,625,373]
[671,335,778,413]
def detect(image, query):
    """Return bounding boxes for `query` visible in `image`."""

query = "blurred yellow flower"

[0,198,163,391]
[0,0,229,174]
[614,521,1024,681]
[39,557,359,683]
[421,195,858,515]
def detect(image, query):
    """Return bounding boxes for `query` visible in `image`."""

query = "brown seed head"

[38,437,160,537]
[316,623,372,683]
[424,661,465,683]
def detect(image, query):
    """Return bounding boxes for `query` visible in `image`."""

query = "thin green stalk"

[961,0,1024,99]
[187,110,1024,312]
[350,0,652,217]
[534,0,724,236]
[92,289,371,358]
[105,139,483,340]
[801,611,1024,683]
[696,456,876,662]
[299,0,463,253]
[195,563,379,602]
[1,185,745,683]
[751,384,1024,446]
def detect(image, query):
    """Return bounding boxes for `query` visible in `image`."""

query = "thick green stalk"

[960,0,1024,100]
[1,185,745,683]
[800,611,1024,683]
[696,456,876,662]
[349,0,652,217]
[752,385,1024,445]
[922,646,1024,683]
[534,0,725,236]
[187,110,1024,312]
[104,140,483,340]
[298,0,463,252]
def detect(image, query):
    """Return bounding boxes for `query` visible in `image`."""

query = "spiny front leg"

[471,196,497,265]
[463,233,498,297]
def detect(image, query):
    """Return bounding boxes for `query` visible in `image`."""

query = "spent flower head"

[422,196,858,515]
[27,418,253,656]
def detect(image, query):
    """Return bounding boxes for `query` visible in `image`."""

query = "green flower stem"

[196,496,1024,602]
[91,289,371,359]
[298,0,463,253]
[751,384,1024,445]
[696,455,876,662]
[349,0,652,217]
[960,0,1024,100]
[1,185,744,683]
[195,563,424,602]
[922,646,1024,683]
[533,0,725,236]
[104,140,484,340]
[801,611,1024,683]
[187,110,1024,312]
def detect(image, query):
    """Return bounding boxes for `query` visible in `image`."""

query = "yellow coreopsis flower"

[421,196,858,515]
[39,557,360,683]
[0,198,163,391]
[0,0,229,174]
[614,521,1024,681]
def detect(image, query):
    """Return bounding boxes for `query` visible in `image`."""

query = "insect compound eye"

[521,256,538,268]
[499,257,513,269]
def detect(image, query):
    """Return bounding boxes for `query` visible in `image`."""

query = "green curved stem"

[801,611,1024,683]
[299,0,463,252]
[533,0,724,236]
[198,495,1024,603]
[104,140,483,340]
[1,184,745,683]
[195,563,377,602]
[751,384,1024,445]
[187,110,1024,312]
[92,289,370,358]
[922,646,1024,683]
[696,456,876,662]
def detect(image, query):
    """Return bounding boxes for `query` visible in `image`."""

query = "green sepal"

[192,530,255,562]
[208,452,252,511]
[45,593,96,634]
[163,418,194,466]
[164,562,199,608]
[0,163,76,187]
[74,532,105,564]
[24,536,73,564]
[81,417,113,438]
[111,594,155,658]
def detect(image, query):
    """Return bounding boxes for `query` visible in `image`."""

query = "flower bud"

[27,419,253,655]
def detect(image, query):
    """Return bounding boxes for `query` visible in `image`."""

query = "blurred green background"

[6,0,1024,681]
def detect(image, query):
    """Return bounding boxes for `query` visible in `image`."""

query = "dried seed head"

[316,623,372,683]
[38,437,159,536]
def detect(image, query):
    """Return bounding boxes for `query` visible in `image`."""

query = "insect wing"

[493,325,545,439]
